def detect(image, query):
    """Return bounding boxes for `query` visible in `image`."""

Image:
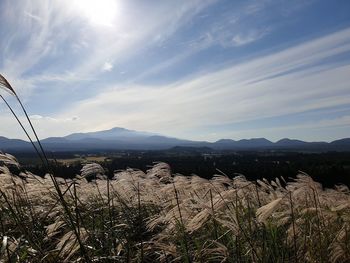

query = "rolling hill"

[0,127,349,152]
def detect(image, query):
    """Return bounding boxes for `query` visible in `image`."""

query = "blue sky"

[1,0,350,142]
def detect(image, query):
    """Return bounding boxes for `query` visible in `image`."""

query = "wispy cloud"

[29,114,78,122]
[2,26,350,139]
[0,0,217,93]
[49,28,350,139]
[23,11,43,23]
[101,62,113,72]
[1,0,350,141]
[231,28,270,46]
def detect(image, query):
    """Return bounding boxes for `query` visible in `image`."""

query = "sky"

[0,0,350,142]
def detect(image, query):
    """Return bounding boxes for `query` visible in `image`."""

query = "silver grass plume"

[256,197,283,223]
[0,152,20,168]
[80,163,105,178]
[0,74,16,95]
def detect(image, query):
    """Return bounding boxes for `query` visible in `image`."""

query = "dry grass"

[0,153,349,262]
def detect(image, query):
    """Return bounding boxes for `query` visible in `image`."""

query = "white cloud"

[23,11,43,23]
[52,28,350,138]
[0,0,217,94]
[231,29,269,46]
[30,115,79,122]
[101,62,113,72]
[27,114,79,123]
[29,114,44,120]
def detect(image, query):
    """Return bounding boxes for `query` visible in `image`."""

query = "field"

[1,152,350,262]
[50,156,108,165]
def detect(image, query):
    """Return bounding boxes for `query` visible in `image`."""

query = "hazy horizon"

[1,125,349,144]
[1,0,350,142]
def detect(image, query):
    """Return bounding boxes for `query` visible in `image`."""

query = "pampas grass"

[0,157,349,262]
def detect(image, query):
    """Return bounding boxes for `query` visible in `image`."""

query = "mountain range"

[1,127,350,152]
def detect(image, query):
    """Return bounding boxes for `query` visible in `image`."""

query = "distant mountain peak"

[238,138,272,143]
[331,138,350,145]
[275,138,307,146]
[63,127,156,141]
[109,127,129,131]
[213,137,273,149]
[215,139,236,143]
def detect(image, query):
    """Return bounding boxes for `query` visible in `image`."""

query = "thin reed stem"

[0,95,45,167]
[209,189,218,240]
[289,191,297,262]
[173,183,191,263]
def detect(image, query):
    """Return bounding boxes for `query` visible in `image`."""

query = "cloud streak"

[51,28,350,139]
[0,0,217,93]
[1,0,350,141]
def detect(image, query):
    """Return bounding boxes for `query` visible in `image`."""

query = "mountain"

[64,127,155,141]
[39,127,195,151]
[329,138,350,151]
[41,137,70,143]
[275,138,308,147]
[236,138,273,148]
[213,138,273,149]
[331,138,350,146]
[0,136,31,151]
[1,127,350,152]
[273,138,334,151]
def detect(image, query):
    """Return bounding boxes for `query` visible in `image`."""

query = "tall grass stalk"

[289,191,297,262]
[0,95,45,167]
[173,183,191,263]
[0,73,90,262]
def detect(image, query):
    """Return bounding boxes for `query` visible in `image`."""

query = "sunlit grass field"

[0,152,349,262]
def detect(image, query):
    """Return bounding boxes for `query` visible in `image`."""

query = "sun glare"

[72,0,118,27]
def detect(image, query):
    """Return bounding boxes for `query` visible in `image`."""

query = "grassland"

[49,156,108,165]
[0,152,349,262]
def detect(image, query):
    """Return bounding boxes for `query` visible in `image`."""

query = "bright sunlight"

[72,0,118,27]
